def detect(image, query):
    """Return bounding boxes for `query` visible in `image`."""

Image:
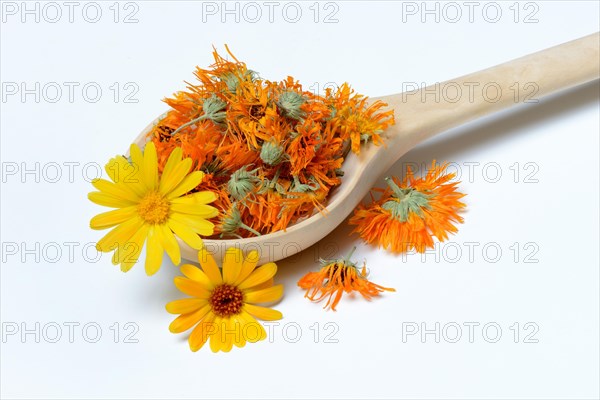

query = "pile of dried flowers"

[147,46,394,238]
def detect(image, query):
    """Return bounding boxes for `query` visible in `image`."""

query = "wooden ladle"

[134,32,600,263]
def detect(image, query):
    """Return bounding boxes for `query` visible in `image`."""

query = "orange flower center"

[249,104,265,119]
[210,284,244,317]
[137,191,170,224]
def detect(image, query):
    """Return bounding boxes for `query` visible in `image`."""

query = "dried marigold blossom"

[297,248,395,311]
[349,162,466,254]
[147,46,395,238]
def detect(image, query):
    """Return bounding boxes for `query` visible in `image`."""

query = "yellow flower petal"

[88,191,134,208]
[170,304,211,334]
[167,218,204,250]
[233,250,260,286]
[244,284,284,304]
[157,224,181,266]
[233,251,259,284]
[142,142,158,190]
[174,277,211,298]
[244,304,283,321]
[231,314,247,348]
[104,155,145,196]
[144,226,163,275]
[170,213,215,236]
[110,223,147,265]
[238,311,267,342]
[188,311,216,352]
[158,147,182,191]
[180,264,213,288]
[238,262,277,290]
[197,248,223,285]
[209,317,223,353]
[170,190,216,205]
[165,298,207,314]
[105,155,124,182]
[221,318,235,353]
[96,217,144,252]
[167,172,206,200]
[90,206,137,230]
[111,245,121,266]
[245,278,273,292]
[119,225,149,272]
[129,143,145,176]
[169,203,218,218]
[222,247,243,284]
[92,178,140,203]
[160,158,192,196]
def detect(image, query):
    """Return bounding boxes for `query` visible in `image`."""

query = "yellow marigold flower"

[89,142,218,275]
[349,162,466,253]
[166,247,283,352]
[298,247,394,311]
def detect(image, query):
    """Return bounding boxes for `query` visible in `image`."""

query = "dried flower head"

[276,91,306,120]
[220,203,261,238]
[201,95,227,125]
[297,247,395,311]
[259,141,286,166]
[349,162,466,253]
[228,167,260,200]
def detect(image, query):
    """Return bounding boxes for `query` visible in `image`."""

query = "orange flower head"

[297,247,395,311]
[349,162,466,254]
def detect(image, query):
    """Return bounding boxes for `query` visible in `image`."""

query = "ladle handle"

[381,32,600,152]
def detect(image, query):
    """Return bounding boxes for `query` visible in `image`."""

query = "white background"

[1,1,599,399]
